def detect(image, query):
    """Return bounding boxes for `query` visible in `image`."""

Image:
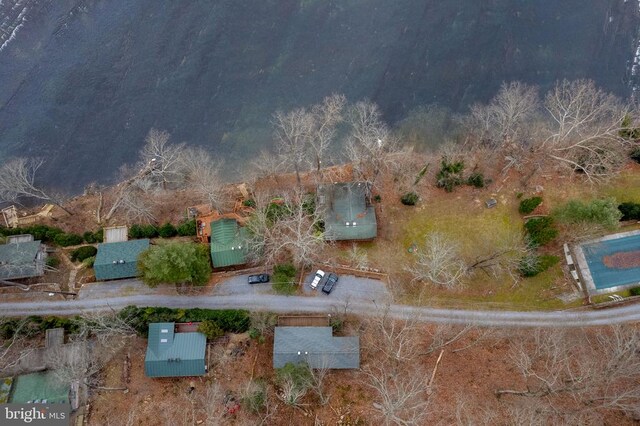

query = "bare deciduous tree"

[346,100,400,187]
[496,326,640,420]
[0,318,37,374]
[140,128,186,190]
[308,93,346,174]
[196,380,226,425]
[180,146,226,210]
[469,81,540,147]
[365,305,422,363]
[246,190,324,268]
[363,362,430,426]
[541,79,630,182]
[273,108,314,187]
[408,231,530,289]
[0,157,72,214]
[406,232,468,289]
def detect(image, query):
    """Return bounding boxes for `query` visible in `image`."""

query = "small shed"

[94,239,149,281]
[103,226,128,243]
[145,323,207,378]
[273,327,360,369]
[316,182,377,241]
[210,219,248,268]
[0,240,46,280]
[7,234,34,244]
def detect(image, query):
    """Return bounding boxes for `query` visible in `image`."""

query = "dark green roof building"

[210,219,248,268]
[317,182,377,241]
[145,323,207,378]
[0,240,45,280]
[273,327,360,369]
[94,239,149,281]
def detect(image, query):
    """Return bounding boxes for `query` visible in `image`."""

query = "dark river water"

[0,0,638,193]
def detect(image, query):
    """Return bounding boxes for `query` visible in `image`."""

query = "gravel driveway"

[213,272,391,303]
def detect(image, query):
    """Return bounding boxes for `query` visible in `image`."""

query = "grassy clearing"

[388,193,578,310]
[600,169,640,203]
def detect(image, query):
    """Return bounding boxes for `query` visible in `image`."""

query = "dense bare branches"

[408,231,530,289]
[469,82,540,147]
[0,318,37,373]
[542,79,630,182]
[245,190,324,268]
[362,307,431,426]
[140,128,186,190]
[497,326,640,420]
[273,108,314,187]
[362,363,430,426]
[346,100,400,187]
[308,94,346,173]
[406,232,467,289]
[0,157,71,214]
[180,146,226,210]
[272,94,346,186]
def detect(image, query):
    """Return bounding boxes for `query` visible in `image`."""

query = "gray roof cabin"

[273,327,360,369]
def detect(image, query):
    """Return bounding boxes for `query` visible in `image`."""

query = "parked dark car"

[321,273,339,294]
[248,274,270,284]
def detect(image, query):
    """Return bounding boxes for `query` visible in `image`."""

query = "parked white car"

[309,269,325,289]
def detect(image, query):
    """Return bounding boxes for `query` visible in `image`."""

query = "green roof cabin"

[317,182,377,241]
[94,239,150,281]
[210,218,248,268]
[145,323,207,378]
[0,240,46,280]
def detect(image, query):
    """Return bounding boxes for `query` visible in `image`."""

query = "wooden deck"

[278,315,330,327]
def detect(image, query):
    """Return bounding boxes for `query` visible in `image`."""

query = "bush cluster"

[630,287,640,296]
[0,224,103,247]
[435,159,488,192]
[0,316,80,339]
[158,223,177,238]
[631,146,640,164]
[197,320,225,340]
[436,158,465,192]
[519,197,543,215]
[466,172,486,188]
[70,246,98,262]
[524,217,558,247]
[129,224,159,239]
[618,202,640,221]
[177,219,197,236]
[519,254,560,277]
[272,263,297,295]
[118,306,250,335]
[82,229,103,243]
[552,198,622,230]
[400,192,419,206]
[46,256,60,268]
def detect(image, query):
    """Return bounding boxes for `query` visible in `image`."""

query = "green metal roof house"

[144,323,207,378]
[94,239,149,281]
[210,218,248,268]
[273,327,360,369]
[0,240,46,280]
[317,182,377,241]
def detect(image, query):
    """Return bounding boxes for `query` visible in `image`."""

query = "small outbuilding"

[210,218,248,268]
[273,326,360,369]
[93,239,149,281]
[0,240,46,280]
[144,323,207,378]
[316,182,377,241]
